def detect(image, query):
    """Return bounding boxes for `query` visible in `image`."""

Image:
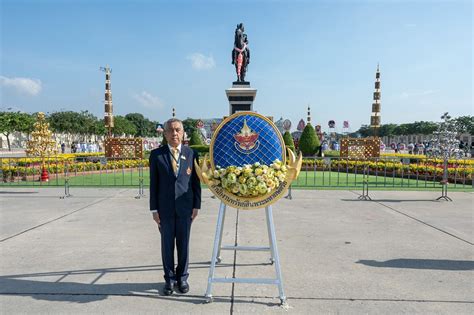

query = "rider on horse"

[232,23,250,82]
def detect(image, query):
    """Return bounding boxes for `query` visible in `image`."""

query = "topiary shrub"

[189,130,204,146]
[299,123,319,156]
[283,131,296,153]
[189,144,209,156]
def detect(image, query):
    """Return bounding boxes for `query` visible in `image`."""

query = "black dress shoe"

[177,280,189,294]
[163,281,174,296]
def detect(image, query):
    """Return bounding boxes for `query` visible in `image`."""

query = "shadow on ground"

[0,262,271,304]
[340,199,440,203]
[356,259,474,271]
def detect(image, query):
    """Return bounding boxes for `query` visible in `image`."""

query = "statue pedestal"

[226,82,257,115]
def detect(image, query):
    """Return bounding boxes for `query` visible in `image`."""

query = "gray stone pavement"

[0,187,473,314]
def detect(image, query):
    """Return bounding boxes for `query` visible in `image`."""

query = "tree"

[0,112,35,150]
[93,119,107,136]
[283,131,295,153]
[298,123,319,156]
[356,125,372,138]
[113,116,137,136]
[48,110,99,141]
[182,118,198,136]
[125,113,156,137]
[379,123,397,143]
[0,112,18,150]
[417,121,438,135]
[189,130,204,146]
[48,111,80,135]
[16,113,35,135]
[394,124,410,135]
[455,116,474,134]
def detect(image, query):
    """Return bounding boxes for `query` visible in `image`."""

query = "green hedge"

[323,150,340,157]
[189,145,210,156]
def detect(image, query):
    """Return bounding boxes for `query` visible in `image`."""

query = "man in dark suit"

[149,118,201,295]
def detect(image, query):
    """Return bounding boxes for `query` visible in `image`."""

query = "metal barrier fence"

[288,156,473,201]
[292,156,473,189]
[1,156,472,200]
[0,157,147,199]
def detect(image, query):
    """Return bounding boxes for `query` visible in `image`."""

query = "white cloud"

[133,91,164,109]
[186,53,216,70]
[0,75,42,95]
[400,90,434,99]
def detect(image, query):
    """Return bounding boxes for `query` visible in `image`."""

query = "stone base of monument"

[226,82,257,115]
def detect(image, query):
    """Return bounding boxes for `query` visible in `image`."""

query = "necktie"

[171,148,179,174]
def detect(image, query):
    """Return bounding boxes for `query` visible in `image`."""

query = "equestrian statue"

[232,23,250,82]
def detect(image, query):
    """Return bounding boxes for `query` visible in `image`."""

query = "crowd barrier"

[1,155,472,200]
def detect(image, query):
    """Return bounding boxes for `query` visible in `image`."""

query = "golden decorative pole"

[100,65,114,138]
[370,64,381,137]
[26,112,58,182]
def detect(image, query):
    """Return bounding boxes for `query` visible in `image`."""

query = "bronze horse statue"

[232,23,250,82]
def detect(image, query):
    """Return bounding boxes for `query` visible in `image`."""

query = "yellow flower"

[231,184,239,194]
[247,177,257,187]
[257,182,267,194]
[238,183,248,195]
[266,179,276,189]
[227,173,237,184]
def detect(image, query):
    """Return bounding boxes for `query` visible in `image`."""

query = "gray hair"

[164,118,183,131]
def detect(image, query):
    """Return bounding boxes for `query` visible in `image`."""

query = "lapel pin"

[181,155,186,160]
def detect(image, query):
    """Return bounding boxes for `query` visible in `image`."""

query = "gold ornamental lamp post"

[26,112,58,182]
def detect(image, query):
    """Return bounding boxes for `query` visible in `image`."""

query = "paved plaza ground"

[0,187,473,314]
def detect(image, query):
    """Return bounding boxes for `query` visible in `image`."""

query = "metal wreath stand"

[205,201,286,305]
[195,151,301,307]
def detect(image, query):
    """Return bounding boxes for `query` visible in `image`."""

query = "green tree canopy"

[78,111,99,136]
[0,112,36,150]
[379,124,397,137]
[113,116,137,136]
[48,111,80,134]
[182,118,198,136]
[455,116,474,134]
[356,120,442,137]
[48,110,99,135]
[0,112,21,150]
[125,113,156,137]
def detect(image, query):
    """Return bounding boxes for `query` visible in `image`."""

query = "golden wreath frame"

[194,111,302,210]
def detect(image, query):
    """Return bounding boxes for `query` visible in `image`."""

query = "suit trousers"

[160,215,192,282]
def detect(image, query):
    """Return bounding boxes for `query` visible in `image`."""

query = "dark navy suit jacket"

[149,145,201,218]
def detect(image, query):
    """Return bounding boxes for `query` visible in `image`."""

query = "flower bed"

[1,157,148,182]
[300,158,473,184]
